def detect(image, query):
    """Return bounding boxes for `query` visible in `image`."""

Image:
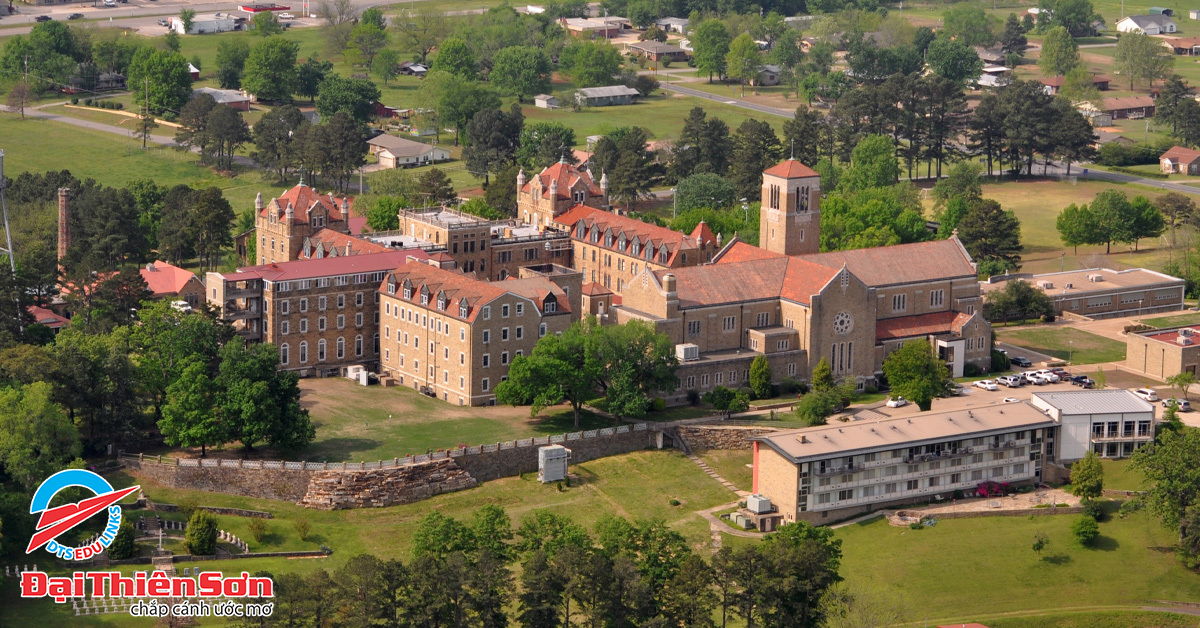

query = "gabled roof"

[655,255,840,308]
[260,183,352,225]
[629,40,685,54]
[140,261,198,296]
[232,250,424,283]
[582,282,613,296]
[301,229,390,260]
[576,85,641,98]
[1120,14,1175,27]
[556,205,714,266]
[875,311,965,341]
[763,158,819,179]
[28,305,68,329]
[382,261,570,322]
[367,134,443,157]
[1101,96,1156,111]
[522,161,603,200]
[802,238,976,287]
[1161,145,1200,164]
[714,239,784,264]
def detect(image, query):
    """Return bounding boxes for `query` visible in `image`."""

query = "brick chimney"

[57,187,70,261]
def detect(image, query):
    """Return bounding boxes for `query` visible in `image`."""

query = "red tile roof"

[875,311,962,341]
[301,229,390,259]
[522,161,603,200]
[382,261,570,323]
[28,305,68,329]
[260,183,353,224]
[556,205,714,266]
[657,256,839,308]
[714,240,784,264]
[139,261,198,296]
[689,220,717,246]
[1161,145,1200,164]
[803,238,976,287]
[233,250,426,283]
[763,158,819,179]
[348,216,368,235]
[582,282,613,296]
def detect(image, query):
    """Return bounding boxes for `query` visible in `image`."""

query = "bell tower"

[760,158,821,256]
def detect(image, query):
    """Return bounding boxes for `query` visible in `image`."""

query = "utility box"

[746,494,773,514]
[538,445,572,483]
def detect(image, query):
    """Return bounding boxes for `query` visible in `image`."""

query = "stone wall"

[676,426,780,450]
[125,459,314,502]
[299,458,477,510]
[455,428,655,482]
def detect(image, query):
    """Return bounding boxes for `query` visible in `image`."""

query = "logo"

[27,469,139,560]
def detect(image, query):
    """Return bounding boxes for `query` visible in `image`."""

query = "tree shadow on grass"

[1043,553,1072,565]
[1090,535,1120,552]
[258,531,286,547]
[300,438,383,462]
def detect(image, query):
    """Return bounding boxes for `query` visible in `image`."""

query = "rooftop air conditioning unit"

[1088,274,1104,282]
[1182,328,1194,337]
[538,445,572,483]
[1037,280,1054,289]
[1064,283,1074,289]
[1179,336,1194,346]
[746,494,773,514]
[676,343,700,362]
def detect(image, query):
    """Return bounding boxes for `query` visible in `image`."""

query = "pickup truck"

[279,12,295,19]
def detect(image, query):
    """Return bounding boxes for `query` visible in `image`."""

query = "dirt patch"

[886,487,1080,526]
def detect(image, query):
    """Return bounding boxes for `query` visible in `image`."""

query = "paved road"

[657,82,796,119]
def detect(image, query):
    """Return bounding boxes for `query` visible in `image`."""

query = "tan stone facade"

[760,159,821,256]
[517,160,608,230]
[377,261,575,406]
[1126,325,1200,380]
[254,186,352,265]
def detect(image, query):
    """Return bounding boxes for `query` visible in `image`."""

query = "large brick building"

[254,184,354,265]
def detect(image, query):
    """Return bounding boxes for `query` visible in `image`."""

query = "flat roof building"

[752,402,1056,524]
[1126,324,1200,380]
[1030,390,1155,461]
[981,268,1185,320]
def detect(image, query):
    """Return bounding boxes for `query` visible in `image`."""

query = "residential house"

[367,134,451,169]
[192,87,251,111]
[1161,145,1200,174]
[1039,74,1110,95]
[1163,36,1200,54]
[974,45,1007,65]
[399,62,427,77]
[1099,96,1156,119]
[1093,129,1134,148]
[1116,14,1177,34]
[627,40,689,62]
[574,85,641,107]
[560,16,630,38]
[753,65,782,86]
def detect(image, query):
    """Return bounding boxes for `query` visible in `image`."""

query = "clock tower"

[760,158,821,256]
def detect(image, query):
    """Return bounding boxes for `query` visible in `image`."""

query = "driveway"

[656,83,796,119]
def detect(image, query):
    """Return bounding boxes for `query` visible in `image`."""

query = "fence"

[121,423,648,472]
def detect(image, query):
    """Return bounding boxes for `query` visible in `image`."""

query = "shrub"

[293,518,312,542]
[964,363,982,377]
[1041,314,1056,323]
[795,390,839,426]
[749,354,772,399]
[651,397,666,412]
[247,517,268,543]
[177,497,198,520]
[1072,514,1099,546]
[909,521,923,530]
[669,498,681,506]
[796,380,810,394]
[184,510,218,556]
[84,98,93,106]
[863,384,878,394]
[70,97,78,105]
[1082,499,1105,521]
[991,350,1009,373]
[115,102,124,110]
[686,389,700,405]
[778,376,798,395]
[107,519,137,559]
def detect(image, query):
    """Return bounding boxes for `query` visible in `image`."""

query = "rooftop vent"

[1064,282,1074,289]
[1087,273,1104,282]
[1037,280,1054,289]
[1178,336,1194,346]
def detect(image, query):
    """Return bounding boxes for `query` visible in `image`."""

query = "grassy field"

[1100,458,1147,491]
[694,449,754,491]
[986,611,1200,628]
[1142,312,1200,328]
[836,509,1200,623]
[995,326,1128,364]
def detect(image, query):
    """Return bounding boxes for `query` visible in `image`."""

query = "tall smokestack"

[57,187,70,261]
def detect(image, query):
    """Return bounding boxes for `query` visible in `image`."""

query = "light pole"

[671,188,677,218]
[1069,340,1074,365]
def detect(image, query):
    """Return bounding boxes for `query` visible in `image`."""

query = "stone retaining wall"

[125,458,314,502]
[299,458,477,510]
[455,427,654,482]
[676,426,780,450]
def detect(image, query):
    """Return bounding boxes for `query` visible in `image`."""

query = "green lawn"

[835,510,1200,624]
[986,611,1200,628]
[1142,312,1200,328]
[1100,458,1146,491]
[694,449,753,492]
[995,326,1127,365]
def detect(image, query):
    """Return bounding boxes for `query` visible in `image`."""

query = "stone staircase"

[687,455,746,495]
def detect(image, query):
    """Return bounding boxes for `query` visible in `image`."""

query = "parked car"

[975,379,999,391]
[68,12,83,19]
[886,396,908,408]
[34,15,51,21]
[1027,374,1051,386]
[1163,398,1192,412]
[1035,370,1061,383]
[1133,388,1159,402]
[1011,356,1033,368]
[157,18,168,26]
[1050,368,1070,378]
[1003,397,1021,403]
[279,12,295,18]
[997,375,1023,388]
[102,0,116,7]
[1070,375,1095,389]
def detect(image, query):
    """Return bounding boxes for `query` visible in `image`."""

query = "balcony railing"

[1091,434,1151,442]
[225,287,260,299]
[224,306,261,320]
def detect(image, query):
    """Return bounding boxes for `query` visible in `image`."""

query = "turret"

[285,202,294,224]
[254,192,263,213]
[549,177,558,199]
[517,168,526,189]
[600,171,609,201]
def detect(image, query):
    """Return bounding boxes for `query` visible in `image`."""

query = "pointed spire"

[254,192,263,212]
[517,168,526,188]
[790,139,795,160]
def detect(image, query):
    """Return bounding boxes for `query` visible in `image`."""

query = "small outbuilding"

[192,87,252,111]
[367,134,451,168]
[534,94,559,109]
[574,85,641,107]
[172,12,237,35]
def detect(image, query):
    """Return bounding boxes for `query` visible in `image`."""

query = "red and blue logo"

[27,469,139,560]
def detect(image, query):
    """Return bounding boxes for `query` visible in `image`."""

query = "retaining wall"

[125,458,314,503]
[676,425,780,450]
[299,458,477,510]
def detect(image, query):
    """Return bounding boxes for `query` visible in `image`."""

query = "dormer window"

[591,228,599,243]
[421,293,429,305]
[437,299,445,310]
[403,287,412,299]
[577,223,586,238]
[605,232,613,247]
[632,241,640,256]
[573,190,585,203]
[659,250,668,264]
[459,304,468,318]
[544,300,557,313]
[645,246,653,261]
[618,234,626,250]
[388,282,397,295]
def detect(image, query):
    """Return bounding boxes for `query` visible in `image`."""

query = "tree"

[317,75,381,123]
[185,510,219,556]
[518,550,564,628]
[1001,13,1029,58]
[658,555,717,628]
[591,127,656,211]
[693,19,731,82]
[302,112,368,192]
[346,22,387,67]
[487,163,521,216]
[983,279,1054,323]
[1053,0,1104,36]
[1155,192,1195,248]
[418,71,502,144]
[1032,531,1049,558]
[296,56,333,103]
[1072,515,1099,546]
[242,37,300,103]
[1089,189,1137,253]
[128,48,192,115]
[1038,26,1080,77]
[394,5,449,64]
[943,4,995,47]
[215,39,251,89]
[703,386,750,419]
[672,106,734,179]
[107,519,137,559]
[812,356,835,392]
[882,340,948,411]
[1133,428,1200,533]
[0,382,80,492]
[1071,450,1104,499]
[840,134,899,192]
[495,317,602,429]
[360,6,386,30]
[175,93,217,158]
[1158,75,1193,135]
[216,342,314,450]
[725,33,762,96]
[206,104,251,172]
[1114,32,1175,90]
[432,37,478,78]
[463,105,524,185]
[1060,66,1101,104]
[781,106,826,170]
[728,119,782,198]
[5,82,30,120]
[1168,371,1198,400]
[517,122,577,171]
[366,197,403,231]
[1129,196,1165,251]
[589,321,678,420]
[926,36,983,85]
[316,0,359,53]
[750,354,772,399]
[179,8,195,33]
[160,356,221,455]
[1056,203,1099,254]
[252,104,307,181]
[957,199,1023,272]
[760,521,843,626]
[560,39,622,88]
[253,11,284,36]
[371,48,402,85]
[490,46,552,103]
[675,173,737,213]
[417,167,456,204]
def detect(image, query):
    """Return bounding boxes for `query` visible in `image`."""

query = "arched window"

[299,341,308,363]
[337,337,345,359]
[318,339,326,362]
[280,343,290,365]
[355,335,363,357]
